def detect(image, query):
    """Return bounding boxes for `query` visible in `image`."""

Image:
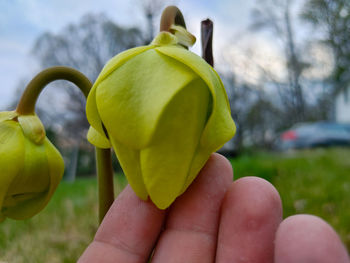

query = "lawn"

[0,175,127,263]
[231,147,350,250]
[0,148,349,262]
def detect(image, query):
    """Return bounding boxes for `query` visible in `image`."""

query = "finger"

[78,185,166,263]
[151,153,233,263]
[275,214,350,263]
[216,176,282,262]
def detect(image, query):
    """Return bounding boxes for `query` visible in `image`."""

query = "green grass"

[0,148,349,262]
[0,175,127,263]
[231,147,350,250]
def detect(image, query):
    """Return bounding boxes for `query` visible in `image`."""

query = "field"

[231,148,350,250]
[0,176,127,263]
[0,148,349,262]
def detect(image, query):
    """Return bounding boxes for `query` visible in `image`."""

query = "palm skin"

[79,153,350,263]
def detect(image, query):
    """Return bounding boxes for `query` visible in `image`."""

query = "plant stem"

[201,19,214,67]
[16,66,91,115]
[160,6,186,32]
[16,66,114,223]
[96,148,115,223]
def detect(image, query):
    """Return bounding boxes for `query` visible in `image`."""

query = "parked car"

[276,122,350,151]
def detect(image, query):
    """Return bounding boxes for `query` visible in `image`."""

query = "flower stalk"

[159,6,186,32]
[16,66,91,115]
[159,6,195,48]
[96,148,114,223]
[201,19,214,67]
[15,66,114,222]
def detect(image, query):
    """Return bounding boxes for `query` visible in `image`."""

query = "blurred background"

[0,0,349,262]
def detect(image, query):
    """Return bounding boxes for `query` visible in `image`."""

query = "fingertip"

[207,153,233,182]
[216,176,282,262]
[224,176,282,222]
[150,153,233,262]
[166,153,233,228]
[275,214,350,263]
[82,185,166,262]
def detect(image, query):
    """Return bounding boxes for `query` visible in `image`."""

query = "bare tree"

[31,13,144,141]
[141,0,165,42]
[301,0,350,95]
[223,73,256,151]
[251,0,308,123]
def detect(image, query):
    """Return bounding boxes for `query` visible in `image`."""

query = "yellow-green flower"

[0,111,64,221]
[86,30,235,209]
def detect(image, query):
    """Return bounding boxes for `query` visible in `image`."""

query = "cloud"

[216,33,286,86]
[0,0,283,108]
[0,37,31,108]
[0,0,141,108]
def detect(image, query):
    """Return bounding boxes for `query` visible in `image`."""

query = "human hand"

[79,153,350,263]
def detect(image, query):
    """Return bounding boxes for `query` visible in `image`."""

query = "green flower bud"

[0,111,64,221]
[86,30,235,209]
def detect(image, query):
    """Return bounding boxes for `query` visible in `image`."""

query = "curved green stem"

[160,6,186,32]
[16,66,114,223]
[16,66,91,115]
[96,148,114,223]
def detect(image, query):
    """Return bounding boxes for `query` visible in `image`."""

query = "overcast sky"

[0,0,283,109]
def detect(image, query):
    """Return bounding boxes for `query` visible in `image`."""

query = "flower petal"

[151,32,178,46]
[96,49,197,149]
[169,25,196,47]
[95,46,154,86]
[141,78,210,209]
[0,111,18,122]
[86,84,105,136]
[86,45,153,137]
[110,138,148,200]
[0,121,25,219]
[42,138,64,207]
[87,126,111,149]
[3,138,64,220]
[18,114,46,144]
[156,46,236,153]
[181,148,212,194]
